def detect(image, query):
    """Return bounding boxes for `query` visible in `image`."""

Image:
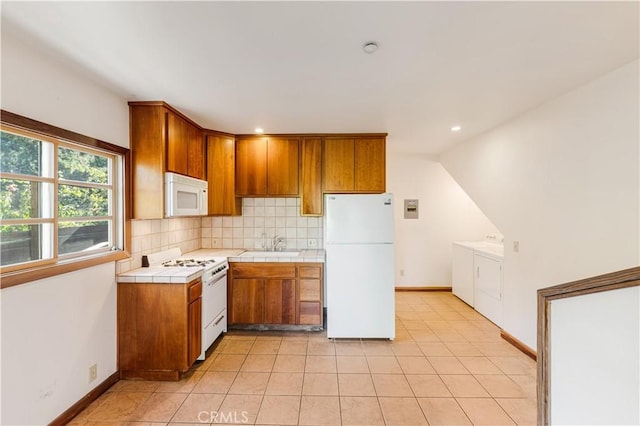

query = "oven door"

[199,270,227,360]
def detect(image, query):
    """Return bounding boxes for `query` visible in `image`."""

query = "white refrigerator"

[324,193,395,339]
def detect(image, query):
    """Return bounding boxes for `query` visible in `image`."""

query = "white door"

[326,243,395,339]
[325,194,393,244]
[474,253,503,326]
[452,244,474,306]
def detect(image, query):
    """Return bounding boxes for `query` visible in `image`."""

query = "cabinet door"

[301,138,323,215]
[355,138,385,192]
[130,105,166,219]
[267,137,299,195]
[188,297,202,366]
[230,278,264,324]
[236,137,268,196]
[207,135,241,215]
[187,125,205,180]
[323,138,355,192]
[166,112,189,176]
[265,279,296,324]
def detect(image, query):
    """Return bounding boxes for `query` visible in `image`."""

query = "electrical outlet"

[89,364,97,383]
[308,239,317,247]
[513,241,520,253]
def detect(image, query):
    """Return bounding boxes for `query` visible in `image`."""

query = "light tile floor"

[70,291,537,425]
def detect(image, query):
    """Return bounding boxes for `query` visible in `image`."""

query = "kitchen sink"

[240,251,300,257]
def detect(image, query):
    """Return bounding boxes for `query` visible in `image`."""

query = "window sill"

[0,251,130,289]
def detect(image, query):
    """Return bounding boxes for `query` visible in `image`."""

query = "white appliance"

[164,172,208,217]
[452,235,504,326]
[144,248,228,360]
[324,194,395,339]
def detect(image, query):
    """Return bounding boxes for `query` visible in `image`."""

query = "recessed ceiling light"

[254,127,264,134]
[363,42,379,54]
[451,125,462,132]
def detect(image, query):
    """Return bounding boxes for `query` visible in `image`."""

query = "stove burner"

[163,258,216,267]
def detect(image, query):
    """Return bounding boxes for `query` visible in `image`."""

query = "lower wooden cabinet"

[229,262,323,326]
[118,278,202,381]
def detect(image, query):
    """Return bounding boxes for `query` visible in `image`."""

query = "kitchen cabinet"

[235,136,299,196]
[166,111,205,180]
[300,138,323,215]
[474,253,503,327]
[118,278,202,381]
[297,264,323,325]
[207,133,241,215]
[323,137,386,193]
[228,262,323,326]
[129,102,206,218]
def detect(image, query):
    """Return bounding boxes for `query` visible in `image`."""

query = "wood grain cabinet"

[129,102,206,218]
[323,137,386,193]
[207,133,242,215]
[166,111,206,180]
[235,136,299,196]
[228,262,323,326]
[300,138,323,215]
[118,278,202,381]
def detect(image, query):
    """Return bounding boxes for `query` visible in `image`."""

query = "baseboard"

[500,329,537,361]
[49,371,119,426]
[395,286,452,292]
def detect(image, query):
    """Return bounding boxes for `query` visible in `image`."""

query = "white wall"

[387,153,499,287]
[1,31,129,424]
[1,30,129,147]
[549,286,640,425]
[1,264,118,425]
[440,60,640,349]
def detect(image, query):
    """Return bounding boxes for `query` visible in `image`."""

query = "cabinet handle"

[214,314,225,326]
[477,266,480,278]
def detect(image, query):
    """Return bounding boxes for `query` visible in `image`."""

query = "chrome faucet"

[272,234,286,251]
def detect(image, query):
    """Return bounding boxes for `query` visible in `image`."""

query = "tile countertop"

[117,249,325,283]
[117,266,204,284]
[227,249,325,263]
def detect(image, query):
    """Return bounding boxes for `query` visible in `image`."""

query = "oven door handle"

[207,272,228,286]
[213,313,225,326]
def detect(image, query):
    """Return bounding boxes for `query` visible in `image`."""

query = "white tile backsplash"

[118,197,323,273]
[201,197,323,250]
[117,217,202,273]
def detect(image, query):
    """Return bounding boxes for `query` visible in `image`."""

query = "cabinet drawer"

[188,280,202,303]
[299,279,321,301]
[299,302,322,325]
[231,263,295,278]
[298,265,322,279]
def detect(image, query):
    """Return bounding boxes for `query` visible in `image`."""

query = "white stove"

[143,248,228,360]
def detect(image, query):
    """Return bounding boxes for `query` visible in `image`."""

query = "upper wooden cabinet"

[323,137,386,193]
[207,134,241,216]
[235,136,299,196]
[165,110,205,180]
[300,138,323,216]
[129,102,206,218]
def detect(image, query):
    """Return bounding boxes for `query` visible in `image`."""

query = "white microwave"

[165,172,208,217]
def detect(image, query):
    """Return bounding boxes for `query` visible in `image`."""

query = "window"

[0,122,126,273]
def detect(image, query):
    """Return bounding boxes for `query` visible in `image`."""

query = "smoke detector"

[363,42,379,54]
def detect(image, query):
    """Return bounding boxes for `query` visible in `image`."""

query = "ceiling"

[2,1,638,155]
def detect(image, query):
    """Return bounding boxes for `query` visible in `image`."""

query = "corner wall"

[1,31,129,424]
[387,153,498,287]
[440,60,640,348]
